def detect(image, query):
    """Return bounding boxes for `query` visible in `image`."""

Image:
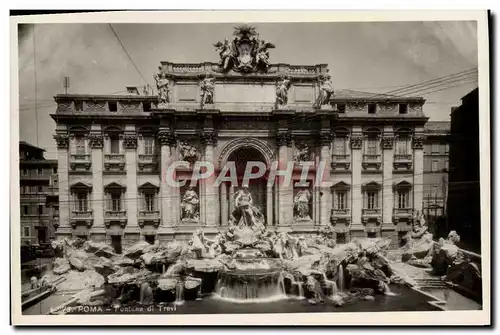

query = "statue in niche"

[314,75,334,108]
[181,186,200,221]
[275,76,292,106]
[294,188,312,220]
[179,141,199,165]
[200,75,215,107]
[154,72,170,106]
[294,142,311,162]
[229,184,265,231]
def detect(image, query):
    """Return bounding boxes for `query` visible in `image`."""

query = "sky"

[17,21,478,159]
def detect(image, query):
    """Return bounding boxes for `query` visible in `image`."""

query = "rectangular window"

[143,102,151,112]
[366,191,378,209]
[399,104,408,114]
[111,193,122,211]
[445,144,449,154]
[75,136,85,154]
[76,193,88,212]
[336,191,347,210]
[396,138,408,155]
[110,136,120,154]
[37,185,43,193]
[366,139,378,155]
[445,160,449,170]
[23,205,29,215]
[334,137,347,155]
[23,227,30,237]
[337,104,346,113]
[22,169,28,175]
[144,137,154,155]
[368,104,377,114]
[144,192,155,211]
[431,143,439,154]
[397,190,409,209]
[53,167,57,174]
[37,168,43,175]
[74,101,84,112]
[431,160,439,172]
[108,102,118,112]
[38,205,44,215]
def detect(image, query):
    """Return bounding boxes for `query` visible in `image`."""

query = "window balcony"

[138,154,158,172]
[69,154,91,171]
[138,210,161,227]
[393,154,413,171]
[362,154,381,170]
[104,153,126,172]
[70,210,93,228]
[362,208,382,225]
[362,208,381,215]
[331,154,351,171]
[104,210,127,228]
[330,208,351,227]
[392,207,413,224]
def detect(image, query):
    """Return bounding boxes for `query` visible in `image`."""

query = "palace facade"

[52,26,427,250]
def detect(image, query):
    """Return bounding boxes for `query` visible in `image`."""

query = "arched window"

[394,181,412,209]
[70,181,92,212]
[138,182,159,212]
[362,181,381,210]
[104,182,126,213]
[331,181,350,210]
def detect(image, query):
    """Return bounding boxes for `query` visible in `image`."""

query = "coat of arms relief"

[214,25,276,73]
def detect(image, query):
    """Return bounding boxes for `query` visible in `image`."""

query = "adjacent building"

[19,141,58,245]
[423,121,450,236]
[51,26,428,251]
[447,88,480,249]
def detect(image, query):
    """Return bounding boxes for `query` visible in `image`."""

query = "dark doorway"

[37,227,47,244]
[111,235,122,254]
[367,232,377,238]
[336,233,346,244]
[144,235,155,245]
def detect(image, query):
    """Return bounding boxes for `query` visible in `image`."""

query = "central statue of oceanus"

[229,185,265,231]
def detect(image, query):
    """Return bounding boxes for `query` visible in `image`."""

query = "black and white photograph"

[10,10,490,326]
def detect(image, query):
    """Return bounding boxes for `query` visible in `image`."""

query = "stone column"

[229,185,235,216]
[220,183,228,226]
[276,132,291,226]
[350,134,363,232]
[123,132,138,228]
[266,185,273,227]
[54,133,70,238]
[88,132,104,230]
[202,132,219,227]
[319,132,332,226]
[413,135,425,213]
[382,133,394,226]
[158,130,176,227]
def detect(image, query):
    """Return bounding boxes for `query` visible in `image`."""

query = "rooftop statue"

[275,76,292,106]
[154,72,170,106]
[214,25,275,73]
[314,75,334,108]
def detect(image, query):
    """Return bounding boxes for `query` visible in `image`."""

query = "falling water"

[337,264,345,292]
[174,281,185,305]
[382,282,398,296]
[213,270,287,303]
[296,281,305,299]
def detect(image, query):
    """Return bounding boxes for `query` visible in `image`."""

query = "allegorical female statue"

[200,75,215,107]
[229,184,265,231]
[293,188,312,220]
[154,72,170,105]
[181,187,199,221]
[314,75,334,108]
[275,76,292,106]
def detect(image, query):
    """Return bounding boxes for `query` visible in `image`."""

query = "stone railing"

[105,210,127,218]
[393,208,413,215]
[331,208,350,216]
[71,210,93,219]
[332,154,350,161]
[138,154,155,162]
[70,154,91,162]
[104,153,125,162]
[362,208,381,215]
[363,154,381,162]
[138,210,160,218]
[394,154,413,161]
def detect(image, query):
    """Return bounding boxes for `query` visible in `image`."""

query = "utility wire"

[107,24,149,87]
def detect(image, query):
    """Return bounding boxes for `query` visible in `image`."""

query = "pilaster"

[412,134,425,213]
[350,131,363,231]
[158,130,176,227]
[220,182,228,226]
[123,127,138,228]
[382,128,394,227]
[201,131,219,226]
[276,131,292,226]
[88,127,104,230]
[319,131,332,226]
[54,132,70,237]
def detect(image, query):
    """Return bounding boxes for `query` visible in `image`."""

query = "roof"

[19,141,45,152]
[332,89,424,102]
